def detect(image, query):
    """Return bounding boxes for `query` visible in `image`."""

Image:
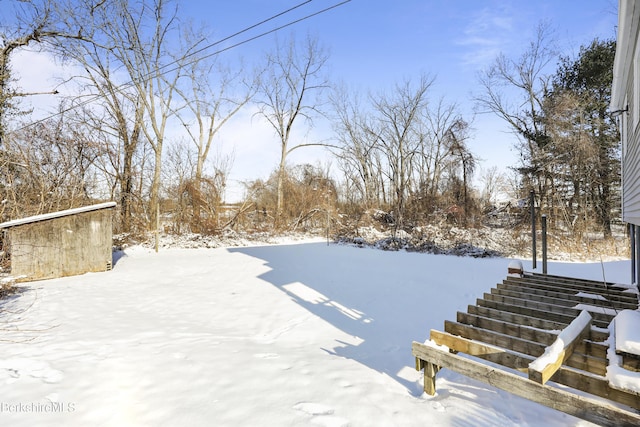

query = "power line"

[155,0,352,87]
[177,0,315,68]
[16,0,317,129]
[14,0,351,132]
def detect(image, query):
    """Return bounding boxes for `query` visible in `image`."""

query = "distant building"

[0,202,116,282]
[611,0,640,286]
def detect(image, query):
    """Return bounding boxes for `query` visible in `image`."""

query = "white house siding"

[612,0,640,225]
[624,112,640,224]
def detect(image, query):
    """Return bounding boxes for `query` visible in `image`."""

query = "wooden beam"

[498,282,639,307]
[444,320,607,375]
[445,319,545,356]
[511,275,636,299]
[478,297,578,325]
[528,311,592,384]
[525,272,627,291]
[468,305,569,332]
[492,287,581,308]
[482,293,614,327]
[483,292,575,314]
[428,330,640,410]
[467,304,610,342]
[458,311,608,359]
[493,286,638,311]
[412,341,640,427]
[458,311,558,345]
[621,354,640,372]
[430,329,530,371]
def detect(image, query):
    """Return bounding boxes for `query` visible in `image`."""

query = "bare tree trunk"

[475,23,556,211]
[120,103,144,232]
[174,48,254,232]
[370,75,433,230]
[256,34,329,228]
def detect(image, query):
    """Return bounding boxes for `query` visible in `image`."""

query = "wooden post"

[636,226,640,291]
[423,362,440,395]
[631,224,636,285]
[530,190,536,269]
[326,193,330,247]
[541,214,547,275]
[155,203,160,253]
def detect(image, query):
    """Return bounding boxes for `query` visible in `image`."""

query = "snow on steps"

[528,310,592,384]
[608,310,640,393]
[413,270,640,427]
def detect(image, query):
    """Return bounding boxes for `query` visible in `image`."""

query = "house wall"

[612,0,640,285]
[613,0,640,226]
[623,24,640,225]
[8,208,113,281]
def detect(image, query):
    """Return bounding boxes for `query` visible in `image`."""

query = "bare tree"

[0,0,83,145]
[255,34,329,227]
[420,98,462,202]
[446,118,475,224]
[331,87,380,208]
[174,30,255,231]
[331,76,478,226]
[475,23,557,208]
[53,0,196,229]
[369,75,433,230]
[114,0,187,228]
[479,166,506,209]
[51,13,147,232]
[162,139,195,233]
[2,112,101,218]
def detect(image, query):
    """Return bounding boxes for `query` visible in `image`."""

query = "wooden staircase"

[413,272,640,426]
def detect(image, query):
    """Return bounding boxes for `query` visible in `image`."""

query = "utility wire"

[15,0,316,129]
[175,0,314,70]
[191,1,350,65]
[15,0,351,132]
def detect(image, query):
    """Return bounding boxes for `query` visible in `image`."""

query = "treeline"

[476,25,620,238]
[0,2,620,240]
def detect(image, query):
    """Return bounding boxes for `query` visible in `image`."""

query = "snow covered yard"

[0,240,632,426]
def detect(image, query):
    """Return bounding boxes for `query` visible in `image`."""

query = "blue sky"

[176,0,619,199]
[12,0,619,201]
[179,0,617,98]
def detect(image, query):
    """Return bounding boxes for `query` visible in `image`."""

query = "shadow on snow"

[229,242,507,397]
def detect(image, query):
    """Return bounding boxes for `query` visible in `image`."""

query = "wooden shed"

[0,202,116,282]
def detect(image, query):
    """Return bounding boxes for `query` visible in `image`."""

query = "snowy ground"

[0,238,633,426]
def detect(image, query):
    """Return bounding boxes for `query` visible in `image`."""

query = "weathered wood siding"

[6,207,113,281]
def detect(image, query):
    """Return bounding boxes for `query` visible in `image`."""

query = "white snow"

[607,315,640,394]
[528,310,591,372]
[0,241,633,426]
[614,310,640,356]
[0,202,116,229]
[575,292,607,301]
[508,260,524,278]
[508,260,523,270]
[572,303,620,316]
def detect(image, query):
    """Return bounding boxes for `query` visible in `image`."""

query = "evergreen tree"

[549,39,619,237]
